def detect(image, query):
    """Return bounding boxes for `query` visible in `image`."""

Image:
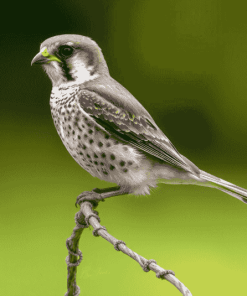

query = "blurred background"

[1,0,247,295]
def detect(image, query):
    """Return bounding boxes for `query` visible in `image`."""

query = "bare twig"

[80,201,192,296]
[65,210,87,296]
[64,189,192,296]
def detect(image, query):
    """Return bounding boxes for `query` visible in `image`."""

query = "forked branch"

[65,190,192,296]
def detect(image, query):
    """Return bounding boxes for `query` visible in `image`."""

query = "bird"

[31,34,247,205]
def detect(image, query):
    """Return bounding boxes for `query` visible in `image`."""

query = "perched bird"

[32,34,247,204]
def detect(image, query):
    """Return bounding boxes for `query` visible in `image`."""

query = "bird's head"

[31,34,109,88]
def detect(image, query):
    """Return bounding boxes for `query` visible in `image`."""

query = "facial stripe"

[61,60,74,81]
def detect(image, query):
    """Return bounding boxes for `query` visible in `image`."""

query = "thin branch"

[64,185,192,296]
[65,211,87,296]
[81,201,192,295]
[64,197,192,296]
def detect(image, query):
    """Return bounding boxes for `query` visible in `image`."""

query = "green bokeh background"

[1,0,247,295]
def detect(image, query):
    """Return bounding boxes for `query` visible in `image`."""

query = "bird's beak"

[31,51,48,65]
[31,48,61,66]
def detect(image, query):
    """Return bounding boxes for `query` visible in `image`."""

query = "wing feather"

[78,79,199,174]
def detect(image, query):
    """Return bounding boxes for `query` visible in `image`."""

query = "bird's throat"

[43,58,99,88]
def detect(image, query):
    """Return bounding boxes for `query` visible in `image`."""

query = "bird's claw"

[75,189,103,207]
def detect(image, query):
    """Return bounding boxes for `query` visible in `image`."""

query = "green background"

[1,0,247,295]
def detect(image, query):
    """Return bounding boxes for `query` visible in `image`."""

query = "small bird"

[32,34,247,204]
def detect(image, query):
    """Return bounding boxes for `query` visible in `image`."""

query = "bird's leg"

[75,186,128,207]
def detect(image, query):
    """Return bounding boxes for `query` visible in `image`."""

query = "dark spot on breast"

[95,127,100,131]
[94,161,98,165]
[87,154,91,158]
[94,153,98,158]
[82,125,85,128]
[78,128,82,132]
[105,134,110,139]
[89,129,93,134]
[110,154,115,160]
[109,165,115,170]
[100,162,104,165]
[84,134,88,138]
[128,161,133,165]
[84,117,88,121]
[72,131,75,135]
[89,139,94,144]
[103,171,108,175]
[123,169,128,173]
[79,152,83,155]
[64,118,67,122]
[78,135,81,139]
[98,142,103,147]
[101,153,106,158]
[120,161,125,166]
[68,116,71,121]
[75,117,79,121]
[68,125,71,129]
[106,143,111,147]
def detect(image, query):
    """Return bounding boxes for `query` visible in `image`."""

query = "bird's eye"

[59,45,74,57]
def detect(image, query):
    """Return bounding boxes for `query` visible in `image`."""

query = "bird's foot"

[75,186,128,207]
[75,188,103,207]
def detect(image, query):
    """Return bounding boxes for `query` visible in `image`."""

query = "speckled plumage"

[49,84,155,194]
[32,34,247,202]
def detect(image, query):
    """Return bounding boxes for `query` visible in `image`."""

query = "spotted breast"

[49,85,155,193]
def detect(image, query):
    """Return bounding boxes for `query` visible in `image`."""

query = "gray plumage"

[31,34,247,203]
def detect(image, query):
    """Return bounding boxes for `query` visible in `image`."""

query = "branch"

[64,211,87,296]
[64,197,192,296]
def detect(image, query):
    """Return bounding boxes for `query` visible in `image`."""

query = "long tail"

[200,170,247,204]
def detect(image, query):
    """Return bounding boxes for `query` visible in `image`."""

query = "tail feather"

[199,170,247,204]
